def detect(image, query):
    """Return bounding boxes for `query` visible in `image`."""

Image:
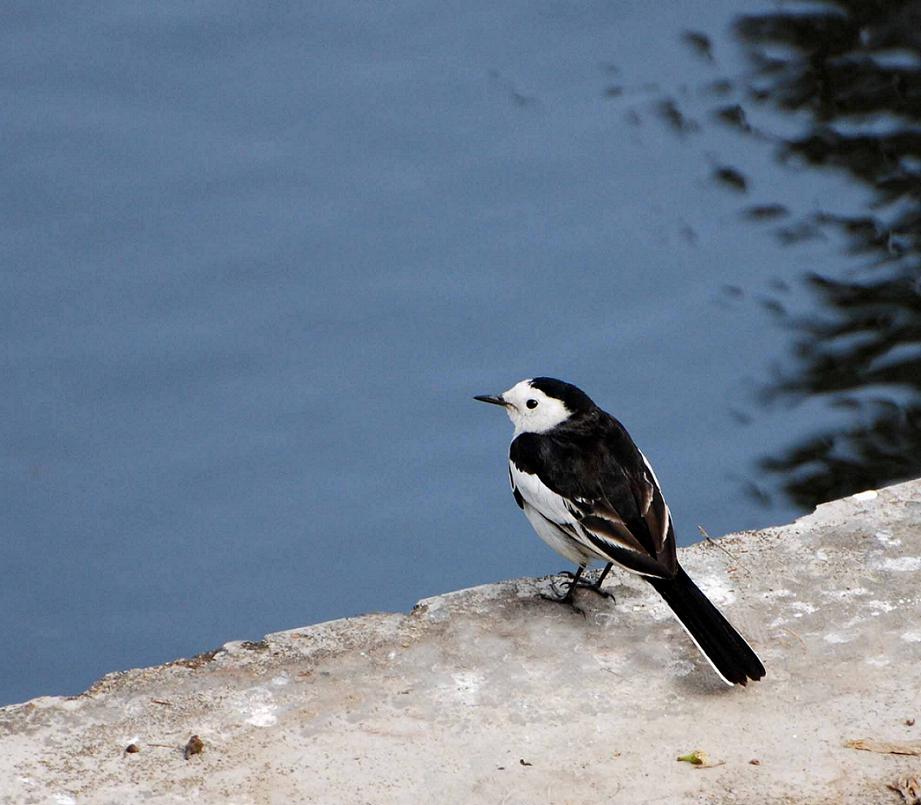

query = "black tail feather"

[647,566,765,686]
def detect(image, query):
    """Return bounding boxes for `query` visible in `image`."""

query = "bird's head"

[474,377,594,435]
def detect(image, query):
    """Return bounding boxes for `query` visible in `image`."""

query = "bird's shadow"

[521,578,750,695]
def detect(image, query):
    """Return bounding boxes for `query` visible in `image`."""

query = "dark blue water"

[4,1,916,705]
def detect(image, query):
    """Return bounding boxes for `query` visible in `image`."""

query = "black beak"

[474,394,508,407]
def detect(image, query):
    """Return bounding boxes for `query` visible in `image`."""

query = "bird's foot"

[540,576,586,616]
[551,569,616,603]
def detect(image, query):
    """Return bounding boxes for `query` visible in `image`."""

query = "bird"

[474,377,765,686]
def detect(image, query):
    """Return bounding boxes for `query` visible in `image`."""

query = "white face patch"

[500,379,572,435]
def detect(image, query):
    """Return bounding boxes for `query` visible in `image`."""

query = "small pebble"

[125,743,140,754]
[749,759,761,765]
[184,735,205,760]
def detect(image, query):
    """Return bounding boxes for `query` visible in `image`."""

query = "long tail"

[646,565,765,686]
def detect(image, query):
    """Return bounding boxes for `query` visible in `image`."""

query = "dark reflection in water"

[716,1,921,507]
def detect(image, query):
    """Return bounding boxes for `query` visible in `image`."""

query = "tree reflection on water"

[730,1,921,507]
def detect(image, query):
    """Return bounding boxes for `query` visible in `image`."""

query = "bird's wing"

[629,449,673,558]
[510,419,677,578]
[509,460,583,530]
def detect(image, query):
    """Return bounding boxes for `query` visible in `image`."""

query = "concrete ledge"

[2,480,920,804]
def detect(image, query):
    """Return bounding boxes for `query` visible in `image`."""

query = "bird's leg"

[573,562,616,601]
[541,566,587,614]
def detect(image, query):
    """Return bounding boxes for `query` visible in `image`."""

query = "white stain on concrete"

[229,687,279,728]
[698,577,736,606]
[822,588,869,599]
[865,656,889,667]
[875,530,902,548]
[247,705,278,727]
[668,658,695,677]
[865,600,895,614]
[852,490,878,502]
[824,632,853,644]
[763,589,794,600]
[878,557,921,572]
[451,671,484,705]
[788,602,817,617]
[901,632,921,643]
[642,601,671,622]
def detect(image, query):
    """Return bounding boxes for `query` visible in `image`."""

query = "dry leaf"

[845,738,921,756]
[887,776,921,805]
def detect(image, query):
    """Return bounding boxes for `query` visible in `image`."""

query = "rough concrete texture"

[2,481,921,804]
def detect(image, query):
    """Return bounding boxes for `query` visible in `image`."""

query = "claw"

[541,581,574,603]
[539,575,586,616]
[538,566,613,616]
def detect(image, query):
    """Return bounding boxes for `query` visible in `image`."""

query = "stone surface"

[2,480,921,804]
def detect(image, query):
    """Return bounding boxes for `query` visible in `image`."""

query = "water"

[3,1,918,705]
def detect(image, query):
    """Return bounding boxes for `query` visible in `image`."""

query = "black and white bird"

[475,377,765,686]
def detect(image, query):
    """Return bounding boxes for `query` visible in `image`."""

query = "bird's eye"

[526,399,538,409]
